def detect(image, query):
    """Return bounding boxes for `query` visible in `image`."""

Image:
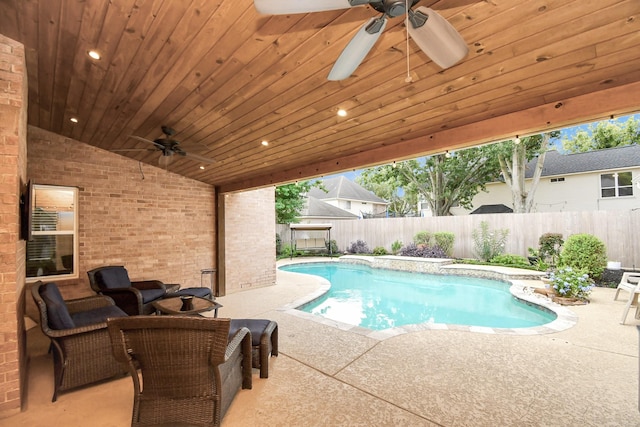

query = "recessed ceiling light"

[88,50,101,60]
[70,117,78,123]
[261,140,269,146]
[337,109,347,117]
[199,166,205,170]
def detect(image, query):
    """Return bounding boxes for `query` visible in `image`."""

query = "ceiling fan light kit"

[158,153,174,168]
[254,0,469,81]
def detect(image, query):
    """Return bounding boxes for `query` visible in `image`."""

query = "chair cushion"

[72,305,128,328]
[40,282,75,330]
[229,319,272,346]
[139,288,166,303]
[95,266,132,290]
[174,287,212,299]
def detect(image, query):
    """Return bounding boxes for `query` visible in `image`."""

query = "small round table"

[152,296,222,317]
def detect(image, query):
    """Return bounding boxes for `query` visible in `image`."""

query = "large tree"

[562,117,640,153]
[356,164,418,217]
[275,180,322,224]
[497,132,557,213]
[401,145,503,216]
[358,144,503,217]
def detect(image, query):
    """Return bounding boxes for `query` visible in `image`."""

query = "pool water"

[281,262,556,331]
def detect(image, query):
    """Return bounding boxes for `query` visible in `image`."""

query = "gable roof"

[526,145,640,178]
[301,196,359,219]
[308,176,387,204]
[470,204,514,214]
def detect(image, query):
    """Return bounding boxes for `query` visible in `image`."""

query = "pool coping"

[277,256,578,340]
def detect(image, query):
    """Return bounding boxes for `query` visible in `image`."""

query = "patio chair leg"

[621,297,635,325]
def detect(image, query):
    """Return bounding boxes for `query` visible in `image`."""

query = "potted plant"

[527,247,539,265]
[547,267,594,305]
[539,233,564,267]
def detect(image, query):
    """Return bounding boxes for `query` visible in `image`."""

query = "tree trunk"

[511,141,527,213]
[500,133,551,213]
[524,133,550,212]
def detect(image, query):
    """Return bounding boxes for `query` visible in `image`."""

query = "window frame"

[600,171,633,198]
[26,184,79,283]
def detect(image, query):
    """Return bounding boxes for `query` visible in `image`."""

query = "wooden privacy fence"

[277,209,640,270]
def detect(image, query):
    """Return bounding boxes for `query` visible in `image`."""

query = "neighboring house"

[276,196,356,251]
[298,195,359,222]
[307,176,388,218]
[452,145,640,214]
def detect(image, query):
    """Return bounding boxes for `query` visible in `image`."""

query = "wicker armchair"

[107,316,252,427]
[87,265,168,315]
[31,281,128,402]
[88,265,213,316]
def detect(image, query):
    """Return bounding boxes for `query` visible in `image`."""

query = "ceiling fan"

[254,0,469,80]
[114,126,215,167]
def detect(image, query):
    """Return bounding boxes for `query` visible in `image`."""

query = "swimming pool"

[280,262,556,331]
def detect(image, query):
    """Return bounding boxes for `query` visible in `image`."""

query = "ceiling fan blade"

[328,17,387,81]
[254,0,352,15]
[111,148,156,153]
[184,151,215,164]
[408,7,468,69]
[129,135,165,149]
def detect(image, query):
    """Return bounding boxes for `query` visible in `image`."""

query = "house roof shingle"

[307,176,388,204]
[470,204,514,214]
[527,144,640,178]
[302,196,359,219]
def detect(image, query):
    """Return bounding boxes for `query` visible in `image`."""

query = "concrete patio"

[5,260,640,426]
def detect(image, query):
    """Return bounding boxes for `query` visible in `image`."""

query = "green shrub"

[490,254,529,266]
[325,239,339,255]
[472,221,509,262]
[434,232,455,257]
[538,233,563,266]
[413,231,432,246]
[535,259,550,272]
[373,246,388,255]
[280,244,299,258]
[391,240,403,255]
[559,234,607,279]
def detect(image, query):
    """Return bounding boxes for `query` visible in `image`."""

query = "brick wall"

[0,34,27,417]
[27,127,217,298]
[223,188,276,292]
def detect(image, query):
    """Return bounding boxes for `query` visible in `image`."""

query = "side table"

[152,296,222,317]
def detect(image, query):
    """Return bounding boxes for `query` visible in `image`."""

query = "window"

[26,185,78,281]
[550,177,565,183]
[600,172,633,198]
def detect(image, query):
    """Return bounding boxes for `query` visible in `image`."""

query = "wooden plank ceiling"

[2,0,639,193]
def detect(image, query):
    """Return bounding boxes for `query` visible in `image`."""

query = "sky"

[326,113,639,182]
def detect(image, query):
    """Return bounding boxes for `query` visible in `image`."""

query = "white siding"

[323,198,386,217]
[452,167,640,214]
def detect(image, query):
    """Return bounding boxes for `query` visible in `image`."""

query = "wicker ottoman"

[229,319,278,378]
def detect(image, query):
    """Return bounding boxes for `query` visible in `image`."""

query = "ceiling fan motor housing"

[368,0,420,17]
